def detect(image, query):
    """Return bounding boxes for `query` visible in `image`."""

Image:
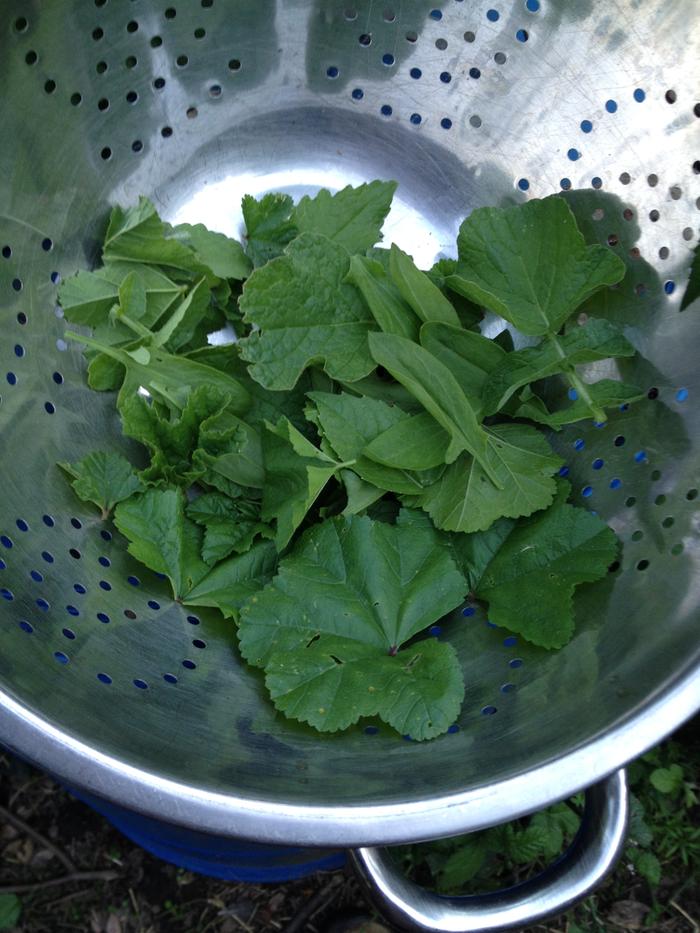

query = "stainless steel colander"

[1,1,699,929]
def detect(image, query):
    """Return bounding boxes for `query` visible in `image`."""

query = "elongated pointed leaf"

[389,244,461,327]
[346,254,420,340]
[451,197,625,336]
[239,233,376,390]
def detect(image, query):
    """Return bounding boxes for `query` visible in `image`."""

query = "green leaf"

[294,181,397,254]
[195,408,265,489]
[367,332,496,481]
[536,380,645,428]
[363,411,450,471]
[261,417,343,549]
[307,391,443,495]
[428,258,483,330]
[435,839,487,891]
[649,764,684,795]
[447,518,516,591]
[450,196,626,336]
[389,244,461,327]
[65,332,250,416]
[339,469,385,516]
[415,423,561,533]
[241,192,298,267]
[239,233,376,390]
[118,270,147,319]
[630,850,662,886]
[475,481,619,647]
[170,222,251,280]
[103,197,213,281]
[119,384,232,486]
[113,487,209,599]
[681,242,700,310]
[58,262,182,328]
[238,514,467,738]
[420,321,506,416]
[346,254,420,340]
[0,894,21,930]
[482,318,636,414]
[183,541,278,617]
[149,278,212,353]
[187,493,271,564]
[58,452,143,518]
[628,794,653,848]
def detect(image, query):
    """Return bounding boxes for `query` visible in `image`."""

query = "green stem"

[546,333,606,423]
[113,311,153,339]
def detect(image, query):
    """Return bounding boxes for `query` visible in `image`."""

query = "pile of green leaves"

[58,183,642,741]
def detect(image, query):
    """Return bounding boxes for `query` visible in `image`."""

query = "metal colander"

[1,1,699,929]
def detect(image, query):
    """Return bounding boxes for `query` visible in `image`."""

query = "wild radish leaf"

[114,487,209,599]
[149,278,212,352]
[58,452,143,519]
[475,481,618,648]
[367,332,497,480]
[239,233,376,390]
[58,262,182,328]
[119,384,232,486]
[294,181,397,254]
[483,318,636,414]
[238,514,467,738]
[306,391,443,495]
[389,244,461,327]
[65,331,251,415]
[450,196,625,336]
[346,254,420,340]
[183,540,278,616]
[187,493,272,564]
[420,321,506,415]
[536,380,644,427]
[261,417,344,549]
[414,423,562,533]
[363,412,450,471]
[241,192,298,267]
[170,222,251,280]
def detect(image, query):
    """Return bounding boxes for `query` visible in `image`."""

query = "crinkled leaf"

[475,481,619,647]
[170,222,251,280]
[242,192,298,267]
[415,423,562,533]
[307,391,443,495]
[346,254,419,340]
[119,384,232,486]
[450,196,626,336]
[420,321,506,416]
[483,318,636,414]
[187,493,272,564]
[238,514,467,738]
[239,233,376,390]
[367,332,497,480]
[261,417,343,549]
[294,181,397,254]
[183,541,278,617]
[113,487,209,599]
[58,452,143,518]
[630,850,662,886]
[196,408,265,489]
[363,412,450,471]
[389,244,461,327]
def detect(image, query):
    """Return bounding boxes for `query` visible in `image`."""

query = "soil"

[1,739,698,933]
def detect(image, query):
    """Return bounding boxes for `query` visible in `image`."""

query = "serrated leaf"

[389,244,461,327]
[649,764,684,795]
[367,332,497,480]
[630,850,662,886]
[346,254,420,340]
[114,487,209,599]
[476,480,619,647]
[183,540,278,616]
[483,318,636,414]
[195,408,265,489]
[294,181,397,254]
[415,423,562,533]
[187,493,271,564]
[435,839,487,892]
[261,417,343,549]
[58,452,143,518]
[450,196,626,336]
[628,794,653,848]
[239,233,376,390]
[170,222,251,280]
[307,391,441,495]
[241,192,298,267]
[238,514,467,738]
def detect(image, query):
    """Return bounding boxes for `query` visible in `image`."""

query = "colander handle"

[350,769,628,933]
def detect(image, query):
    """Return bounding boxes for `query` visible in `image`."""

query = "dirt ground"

[0,745,698,933]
